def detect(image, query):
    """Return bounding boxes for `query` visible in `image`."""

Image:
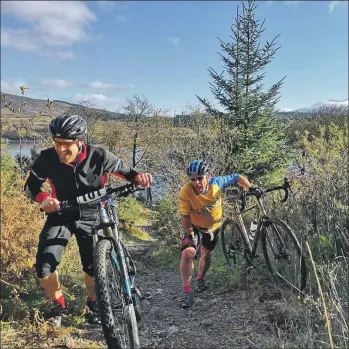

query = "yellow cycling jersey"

[178,174,240,231]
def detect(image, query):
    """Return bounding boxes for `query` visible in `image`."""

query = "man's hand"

[41,197,61,213]
[181,233,197,251]
[248,187,263,196]
[135,173,153,188]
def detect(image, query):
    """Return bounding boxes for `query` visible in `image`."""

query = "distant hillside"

[294,99,348,113]
[279,99,348,116]
[0,93,123,119]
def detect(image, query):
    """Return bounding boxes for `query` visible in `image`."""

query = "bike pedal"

[143,292,152,300]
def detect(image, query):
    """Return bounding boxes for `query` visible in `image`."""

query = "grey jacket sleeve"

[103,149,139,182]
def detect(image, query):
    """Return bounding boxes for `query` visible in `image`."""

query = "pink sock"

[183,285,191,293]
[196,273,203,280]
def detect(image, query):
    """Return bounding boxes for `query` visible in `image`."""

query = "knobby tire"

[94,239,140,349]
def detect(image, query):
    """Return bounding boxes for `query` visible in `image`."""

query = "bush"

[270,123,349,347]
[1,173,44,281]
[151,191,182,245]
[1,138,15,173]
[118,195,150,232]
[278,124,348,262]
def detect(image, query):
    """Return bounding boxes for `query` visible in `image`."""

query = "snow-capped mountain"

[293,99,348,113]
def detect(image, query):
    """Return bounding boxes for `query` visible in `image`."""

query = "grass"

[149,237,265,290]
[149,234,349,349]
[0,216,153,349]
[126,226,153,241]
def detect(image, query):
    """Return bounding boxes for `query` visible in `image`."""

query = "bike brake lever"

[240,190,247,212]
[281,189,289,203]
[282,183,289,203]
[281,177,293,202]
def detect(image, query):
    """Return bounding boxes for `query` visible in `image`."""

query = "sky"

[1,0,348,114]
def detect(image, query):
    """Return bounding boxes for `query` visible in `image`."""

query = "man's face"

[189,174,210,194]
[53,138,81,164]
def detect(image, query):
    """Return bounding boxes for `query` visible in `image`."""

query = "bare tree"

[68,101,107,144]
[123,94,154,167]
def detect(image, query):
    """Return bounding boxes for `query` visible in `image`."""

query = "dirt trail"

[128,240,283,349]
[59,239,286,349]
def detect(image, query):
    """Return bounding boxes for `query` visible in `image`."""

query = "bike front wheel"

[220,219,249,272]
[94,239,140,349]
[261,217,307,293]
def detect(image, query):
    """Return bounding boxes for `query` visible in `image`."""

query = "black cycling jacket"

[24,143,139,220]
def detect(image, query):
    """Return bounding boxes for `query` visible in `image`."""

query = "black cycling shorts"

[35,215,96,278]
[181,226,221,252]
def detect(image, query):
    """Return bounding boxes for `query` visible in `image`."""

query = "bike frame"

[92,196,133,305]
[232,195,270,257]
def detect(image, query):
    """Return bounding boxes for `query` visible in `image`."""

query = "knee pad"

[35,261,55,279]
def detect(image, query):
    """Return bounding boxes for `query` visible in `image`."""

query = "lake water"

[7,140,36,157]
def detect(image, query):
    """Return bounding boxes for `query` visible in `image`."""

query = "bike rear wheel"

[220,219,249,272]
[261,217,307,293]
[94,239,140,349]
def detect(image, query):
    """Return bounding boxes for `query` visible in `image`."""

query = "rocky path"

[51,239,287,349]
[127,241,284,349]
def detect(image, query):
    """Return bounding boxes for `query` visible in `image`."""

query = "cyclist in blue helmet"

[178,159,255,308]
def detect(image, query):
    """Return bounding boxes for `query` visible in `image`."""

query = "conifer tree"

[197,0,289,181]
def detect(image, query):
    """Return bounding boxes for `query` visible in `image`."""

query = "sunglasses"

[190,176,205,182]
[53,140,77,147]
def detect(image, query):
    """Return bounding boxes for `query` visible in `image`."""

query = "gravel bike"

[221,178,307,293]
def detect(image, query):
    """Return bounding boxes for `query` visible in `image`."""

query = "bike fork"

[116,243,133,304]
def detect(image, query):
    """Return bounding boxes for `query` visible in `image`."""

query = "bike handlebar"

[49,183,145,215]
[228,177,293,212]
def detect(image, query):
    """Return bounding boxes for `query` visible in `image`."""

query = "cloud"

[168,37,180,46]
[1,1,96,59]
[97,1,128,23]
[39,79,73,89]
[1,28,40,51]
[278,107,294,112]
[86,81,135,90]
[1,79,29,95]
[42,49,76,60]
[283,1,302,6]
[2,78,135,97]
[55,51,75,60]
[71,93,124,111]
[37,79,135,90]
[328,1,347,13]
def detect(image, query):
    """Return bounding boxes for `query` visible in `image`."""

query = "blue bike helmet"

[186,160,210,176]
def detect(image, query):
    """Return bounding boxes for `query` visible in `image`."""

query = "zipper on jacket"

[74,162,81,218]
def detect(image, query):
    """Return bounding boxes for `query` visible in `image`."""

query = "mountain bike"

[220,178,307,293]
[57,183,144,349]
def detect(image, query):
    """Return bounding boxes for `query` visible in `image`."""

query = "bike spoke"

[221,219,248,272]
[262,218,307,292]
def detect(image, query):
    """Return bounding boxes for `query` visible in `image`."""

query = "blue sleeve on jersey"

[209,174,240,192]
